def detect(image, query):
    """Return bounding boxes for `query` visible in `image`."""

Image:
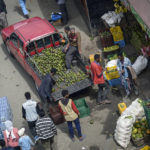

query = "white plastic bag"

[101,11,123,27]
[106,59,118,68]
[132,56,148,75]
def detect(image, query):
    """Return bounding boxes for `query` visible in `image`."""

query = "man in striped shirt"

[36,110,57,150]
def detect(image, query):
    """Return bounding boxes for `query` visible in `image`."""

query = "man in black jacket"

[0,0,8,30]
[38,68,57,109]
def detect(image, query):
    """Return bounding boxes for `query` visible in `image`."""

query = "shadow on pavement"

[89,145,100,150]
[1,43,40,98]
[14,5,31,18]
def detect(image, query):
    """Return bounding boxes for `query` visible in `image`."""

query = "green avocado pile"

[30,47,88,90]
[132,118,150,140]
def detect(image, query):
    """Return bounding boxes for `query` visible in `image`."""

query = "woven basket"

[132,136,145,147]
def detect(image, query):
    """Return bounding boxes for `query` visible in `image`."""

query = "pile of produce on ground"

[125,25,150,51]
[29,48,88,90]
[132,117,150,141]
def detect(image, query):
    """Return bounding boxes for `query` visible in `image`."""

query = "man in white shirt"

[22,92,40,142]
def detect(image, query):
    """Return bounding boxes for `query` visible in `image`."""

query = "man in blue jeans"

[18,0,30,19]
[56,0,68,25]
[59,90,86,142]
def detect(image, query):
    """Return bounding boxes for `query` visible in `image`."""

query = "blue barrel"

[108,78,122,87]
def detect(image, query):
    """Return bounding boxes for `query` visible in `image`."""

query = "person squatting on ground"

[117,52,132,98]
[3,121,20,150]
[56,0,68,25]
[0,0,8,30]
[0,139,15,150]
[64,27,81,70]
[36,110,57,150]
[91,54,111,105]
[59,90,86,142]
[22,92,40,141]
[18,0,31,19]
[38,68,57,111]
[18,128,34,150]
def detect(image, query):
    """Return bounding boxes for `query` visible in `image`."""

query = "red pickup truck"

[1,17,92,100]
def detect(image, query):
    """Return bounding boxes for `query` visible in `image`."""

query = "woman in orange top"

[91,54,111,105]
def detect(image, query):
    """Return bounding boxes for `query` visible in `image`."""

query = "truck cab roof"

[2,17,57,44]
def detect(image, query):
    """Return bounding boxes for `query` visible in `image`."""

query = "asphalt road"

[1,0,150,150]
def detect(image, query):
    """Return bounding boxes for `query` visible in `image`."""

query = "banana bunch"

[30,47,88,90]
[104,45,119,52]
[114,1,127,14]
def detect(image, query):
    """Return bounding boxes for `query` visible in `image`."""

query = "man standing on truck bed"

[64,27,81,70]
[38,68,57,108]
[91,54,111,105]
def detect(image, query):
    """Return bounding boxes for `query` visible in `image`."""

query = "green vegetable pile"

[125,24,150,51]
[29,48,88,90]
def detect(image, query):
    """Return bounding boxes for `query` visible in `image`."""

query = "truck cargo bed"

[26,49,92,101]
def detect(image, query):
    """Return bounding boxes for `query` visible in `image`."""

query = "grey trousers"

[0,12,8,29]
[65,46,77,69]
[97,83,109,102]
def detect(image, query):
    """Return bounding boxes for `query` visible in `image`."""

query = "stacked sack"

[122,98,145,120]
[115,114,135,148]
[132,56,148,75]
[115,98,145,148]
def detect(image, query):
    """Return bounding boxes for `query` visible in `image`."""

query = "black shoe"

[24,15,29,19]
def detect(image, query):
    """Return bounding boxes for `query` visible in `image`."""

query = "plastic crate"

[140,145,150,150]
[143,101,150,129]
[114,40,125,48]
[51,13,62,21]
[99,29,114,48]
[0,126,4,140]
[110,26,124,42]
[74,98,90,118]
[132,136,145,147]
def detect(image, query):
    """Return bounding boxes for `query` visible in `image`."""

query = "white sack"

[132,56,148,75]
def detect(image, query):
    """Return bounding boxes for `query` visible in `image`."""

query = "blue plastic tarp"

[0,97,13,123]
